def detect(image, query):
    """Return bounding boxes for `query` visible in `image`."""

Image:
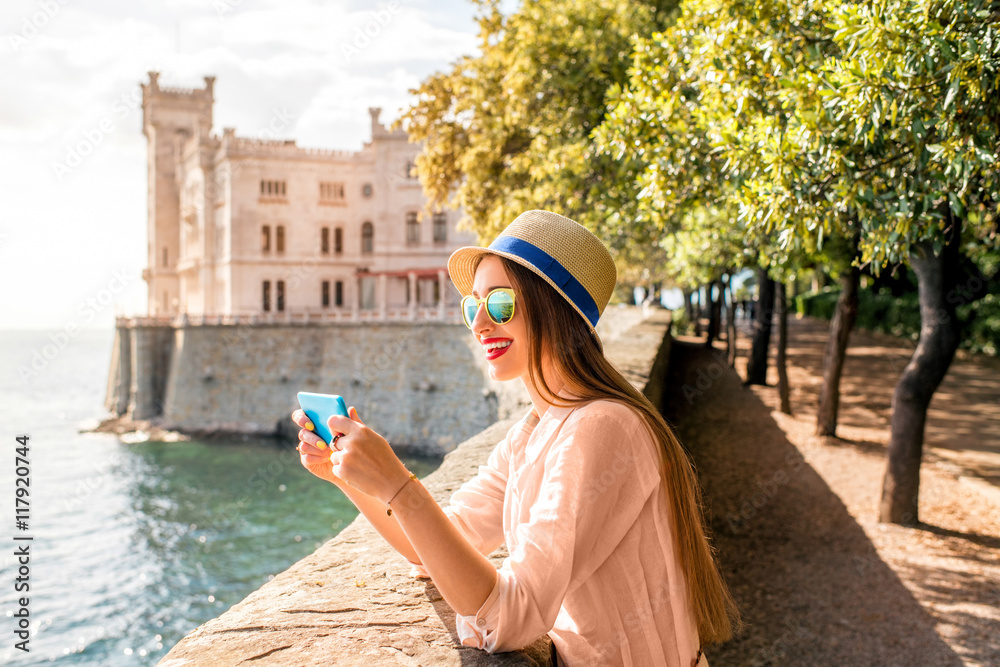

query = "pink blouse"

[409,399,705,666]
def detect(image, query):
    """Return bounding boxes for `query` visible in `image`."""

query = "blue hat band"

[489,235,600,327]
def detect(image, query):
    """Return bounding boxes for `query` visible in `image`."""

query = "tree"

[594,0,828,386]
[397,0,678,248]
[599,0,999,524]
[816,230,862,436]
[745,267,776,385]
[656,205,751,349]
[775,280,793,414]
[749,0,1000,524]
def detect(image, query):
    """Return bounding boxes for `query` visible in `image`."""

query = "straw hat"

[447,210,617,341]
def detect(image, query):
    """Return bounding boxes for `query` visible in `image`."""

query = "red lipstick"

[481,337,512,361]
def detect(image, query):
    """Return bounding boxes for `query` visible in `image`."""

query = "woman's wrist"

[385,472,418,516]
[384,473,429,517]
[381,465,416,505]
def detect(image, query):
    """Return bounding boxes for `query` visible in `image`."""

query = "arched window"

[361,222,373,254]
[276,225,285,253]
[321,227,330,254]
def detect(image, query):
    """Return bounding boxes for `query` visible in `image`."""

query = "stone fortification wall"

[108,321,494,455]
[156,309,672,666]
[105,307,651,456]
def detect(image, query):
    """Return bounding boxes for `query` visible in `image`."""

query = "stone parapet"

[157,309,672,666]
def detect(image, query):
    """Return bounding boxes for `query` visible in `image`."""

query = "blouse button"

[477,618,486,627]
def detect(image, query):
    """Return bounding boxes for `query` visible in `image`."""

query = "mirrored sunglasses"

[461,288,516,328]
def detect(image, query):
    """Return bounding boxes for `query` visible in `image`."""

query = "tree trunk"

[713,281,724,342]
[726,275,738,367]
[706,281,721,347]
[776,281,792,415]
[816,259,861,436]
[693,288,703,337]
[684,289,694,324]
[745,268,775,385]
[880,220,964,525]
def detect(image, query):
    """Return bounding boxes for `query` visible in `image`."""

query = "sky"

[0,0,487,331]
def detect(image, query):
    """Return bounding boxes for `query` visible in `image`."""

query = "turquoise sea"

[0,329,440,665]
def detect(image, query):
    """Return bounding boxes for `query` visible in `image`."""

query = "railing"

[116,308,464,328]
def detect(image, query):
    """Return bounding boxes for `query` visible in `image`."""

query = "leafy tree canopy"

[598,0,1000,274]
[397,0,678,262]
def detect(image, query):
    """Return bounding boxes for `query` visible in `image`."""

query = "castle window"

[322,280,330,308]
[360,276,376,309]
[162,247,168,267]
[404,159,417,179]
[335,280,344,307]
[262,225,271,252]
[361,221,373,254]
[320,181,346,203]
[260,180,287,200]
[276,225,285,253]
[321,227,330,254]
[362,183,373,198]
[433,211,447,243]
[406,211,420,245]
[334,227,343,254]
[262,281,271,312]
[276,280,285,312]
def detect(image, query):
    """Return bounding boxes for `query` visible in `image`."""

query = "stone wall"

[168,321,503,456]
[105,306,651,456]
[156,309,672,666]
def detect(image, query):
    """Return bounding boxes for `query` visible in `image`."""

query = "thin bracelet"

[386,472,417,516]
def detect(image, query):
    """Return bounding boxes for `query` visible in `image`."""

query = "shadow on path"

[664,340,962,666]
[779,316,1000,486]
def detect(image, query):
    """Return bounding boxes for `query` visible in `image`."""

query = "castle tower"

[141,72,215,315]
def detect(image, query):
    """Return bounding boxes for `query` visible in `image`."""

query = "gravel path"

[662,318,1000,666]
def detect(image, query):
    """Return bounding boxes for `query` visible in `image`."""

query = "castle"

[102,74,498,447]
[140,71,474,320]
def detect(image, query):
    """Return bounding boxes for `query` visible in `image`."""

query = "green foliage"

[753,0,1000,270]
[397,0,678,264]
[670,307,697,336]
[794,286,842,319]
[658,204,753,290]
[597,0,1000,276]
[796,287,1000,355]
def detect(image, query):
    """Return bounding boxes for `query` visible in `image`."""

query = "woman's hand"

[291,407,411,502]
[291,408,346,487]
[326,407,413,503]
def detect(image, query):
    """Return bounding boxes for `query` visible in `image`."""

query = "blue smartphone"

[296,392,349,445]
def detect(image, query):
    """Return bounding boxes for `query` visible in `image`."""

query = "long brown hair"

[498,256,741,644]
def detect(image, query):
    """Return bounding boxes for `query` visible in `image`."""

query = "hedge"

[795,287,999,357]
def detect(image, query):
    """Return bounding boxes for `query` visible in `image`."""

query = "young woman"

[291,210,739,665]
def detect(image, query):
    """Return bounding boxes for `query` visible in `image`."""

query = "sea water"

[0,329,440,665]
